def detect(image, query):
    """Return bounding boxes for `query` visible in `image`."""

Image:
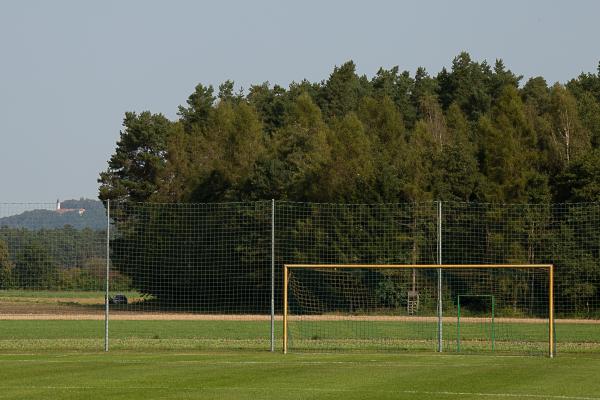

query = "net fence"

[108,201,272,350]
[0,200,598,354]
[0,202,107,351]
[285,265,551,355]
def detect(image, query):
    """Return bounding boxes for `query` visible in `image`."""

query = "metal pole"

[270,199,275,352]
[283,265,288,354]
[104,199,110,352]
[457,296,461,353]
[492,296,496,353]
[437,201,443,353]
[549,265,554,358]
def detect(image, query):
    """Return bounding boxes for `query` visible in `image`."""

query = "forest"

[0,226,132,291]
[0,200,123,291]
[98,52,600,205]
[92,53,600,317]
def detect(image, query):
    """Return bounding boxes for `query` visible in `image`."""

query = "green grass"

[0,320,598,354]
[288,320,600,353]
[1,351,600,400]
[2,293,599,399]
[0,320,274,340]
[1,290,599,354]
[1,317,599,399]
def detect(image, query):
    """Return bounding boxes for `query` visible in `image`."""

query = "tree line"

[99,52,600,205]
[0,226,130,291]
[96,53,600,316]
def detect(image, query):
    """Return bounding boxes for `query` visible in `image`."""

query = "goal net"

[284,264,554,356]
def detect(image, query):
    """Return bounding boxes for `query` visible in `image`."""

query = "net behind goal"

[283,264,554,356]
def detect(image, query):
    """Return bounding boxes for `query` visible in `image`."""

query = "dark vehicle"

[108,294,128,305]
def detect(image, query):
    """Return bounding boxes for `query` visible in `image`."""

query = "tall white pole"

[270,199,275,352]
[437,201,443,353]
[104,199,110,352]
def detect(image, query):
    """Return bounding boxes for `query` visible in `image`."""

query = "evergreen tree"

[371,66,416,128]
[267,93,331,201]
[187,100,266,202]
[556,149,600,202]
[98,111,173,202]
[357,96,407,201]
[178,84,215,132]
[247,83,288,133]
[324,112,376,201]
[437,52,493,120]
[476,86,545,202]
[318,61,369,119]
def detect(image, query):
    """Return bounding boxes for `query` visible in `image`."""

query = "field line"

[0,386,597,399]
[399,390,600,400]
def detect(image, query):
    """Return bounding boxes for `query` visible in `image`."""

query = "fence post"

[270,199,275,352]
[437,200,443,353]
[104,199,110,352]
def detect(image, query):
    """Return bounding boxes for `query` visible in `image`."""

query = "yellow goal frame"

[283,264,554,357]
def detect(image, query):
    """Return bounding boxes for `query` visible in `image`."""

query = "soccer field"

[2,351,600,400]
[0,319,598,354]
[2,292,600,399]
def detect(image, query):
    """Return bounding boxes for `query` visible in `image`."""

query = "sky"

[0,0,599,202]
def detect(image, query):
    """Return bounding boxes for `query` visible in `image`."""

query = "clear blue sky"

[1,0,598,202]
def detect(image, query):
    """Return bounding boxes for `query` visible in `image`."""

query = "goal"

[283,264,554,357]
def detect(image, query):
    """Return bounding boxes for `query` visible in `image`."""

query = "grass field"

[0,290,143,314]
[2,351,600,400]
[0,319,598,355]
[1,290,600,354]
[2,291,600,399]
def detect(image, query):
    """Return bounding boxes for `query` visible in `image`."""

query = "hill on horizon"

[0,199,106,230]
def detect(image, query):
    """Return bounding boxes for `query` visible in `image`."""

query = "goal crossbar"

[283,264,554,357]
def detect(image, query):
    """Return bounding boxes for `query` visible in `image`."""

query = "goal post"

[283,264,554,357]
